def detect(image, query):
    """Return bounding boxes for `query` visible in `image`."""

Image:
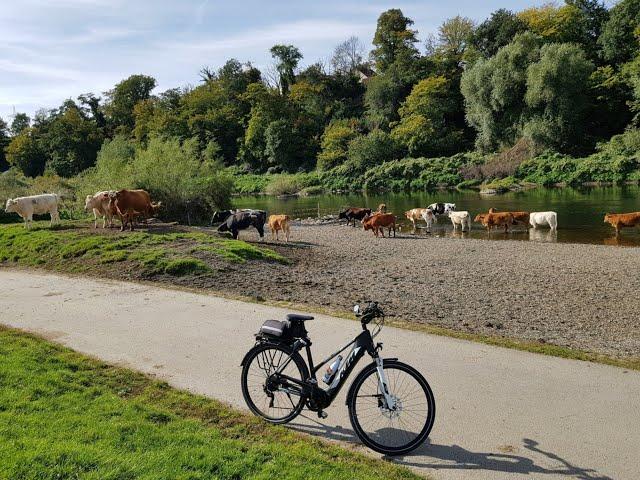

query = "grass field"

[0,222,286,277]
[0,326,422,480]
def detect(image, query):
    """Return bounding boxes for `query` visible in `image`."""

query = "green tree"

[517,3,587,44]
[524,42,594,152]
[391,76,464,156]
[39,104,104,177]
[437,16,475,57]
[5,128,47,177]
[364,66,407,129]
[269,45,303,94]
[317,119,360,170]
[471,9,528,58]
[347,129,398,170]
[0,118,9,171]
[461,32,542,151]
[599,0,640,64]
[371,9,419,72]
[10,113,30,136]
[105,74,157,133]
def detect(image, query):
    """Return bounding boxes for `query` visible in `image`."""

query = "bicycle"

[240,301,436,455]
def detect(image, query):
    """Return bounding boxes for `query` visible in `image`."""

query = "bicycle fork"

[375,356,397,410]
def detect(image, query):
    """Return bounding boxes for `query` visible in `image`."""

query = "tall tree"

[599,0,640,64]
[10,113,30,136]
[437,16,475,56]
[105,74,157,133]
[331,36,365,74]
[471,9,528,58]
[269,45,303,94]
[371,9,419,73]
[0,118,9,171]
[5,128,47,177]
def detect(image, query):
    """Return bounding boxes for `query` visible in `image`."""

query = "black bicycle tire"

[347,360,435,455]
[241,342,309,424]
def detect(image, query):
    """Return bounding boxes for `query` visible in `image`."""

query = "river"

[233,185,640,246]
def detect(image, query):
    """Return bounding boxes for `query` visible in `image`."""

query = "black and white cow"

[427,203,456,217]
[211,209,266,226]
[217,210,267,240]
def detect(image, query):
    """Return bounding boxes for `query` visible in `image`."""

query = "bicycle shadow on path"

[289,419,612,480]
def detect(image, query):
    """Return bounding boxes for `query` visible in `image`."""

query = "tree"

[524,42,594,152]
[599,0,640,64]
[517,3,587,44]
[461,33,543,151]
[566,0,609,58]
[105,74,157,132]
[269,45,303,95]
[371,9,419,72]
[346,129,398,170]
[5,128,47,177]
[317,119,360,170]
[0,118,9,171]
[471,9,528,58]
[437,16,475,56]
[10,113,30,136]
[331,36,365,74]
[78,93,106,129]
[364,66,409,130]
[391,76,465,157]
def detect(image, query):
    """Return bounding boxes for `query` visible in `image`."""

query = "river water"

[234,186,640,246]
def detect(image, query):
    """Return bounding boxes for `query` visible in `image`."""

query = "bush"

[264,172,320,196]
[347,130,399,171]
[363,154,478,191]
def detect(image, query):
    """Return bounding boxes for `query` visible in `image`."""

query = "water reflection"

[529,229,558,243]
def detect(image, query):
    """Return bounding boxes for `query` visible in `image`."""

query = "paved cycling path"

[1,269,638,480]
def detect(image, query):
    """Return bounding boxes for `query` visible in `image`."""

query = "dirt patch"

[172,224,640,359]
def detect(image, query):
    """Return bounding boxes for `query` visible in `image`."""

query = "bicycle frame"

[270,325,394,410]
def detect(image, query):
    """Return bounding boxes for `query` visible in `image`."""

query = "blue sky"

[1,0,542,122]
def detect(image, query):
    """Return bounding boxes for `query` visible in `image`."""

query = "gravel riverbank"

[185,223,640,359]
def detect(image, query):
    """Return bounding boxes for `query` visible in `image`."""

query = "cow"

[529,211,558,231]
[268,214,291,242]
[427,203,456,218]
[218,210,266,240]
[604,212,640,235]
[474,212,514,232]
[338,207,372,227]
[405,208,432,233]
[84,191,116,229]
[377,203,387,214]
[420,209,435,233]
[362,213,396,237]
[4,194,60,229]
[488,208,530,228]
[211,209,265,226]
[108,189,159,231]
[449,211,471,232]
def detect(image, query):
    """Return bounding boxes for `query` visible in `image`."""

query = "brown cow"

[363,213,396,237]
[604,212,640,235]
[488,208,530,227]
[338,207,372,227]
[109,189,160,231]
[268,214,291,242]
[474,212,514,232]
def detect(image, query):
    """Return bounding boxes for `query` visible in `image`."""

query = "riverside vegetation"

[2,2,640,221]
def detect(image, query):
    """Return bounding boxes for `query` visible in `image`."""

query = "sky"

[1,0,543,122]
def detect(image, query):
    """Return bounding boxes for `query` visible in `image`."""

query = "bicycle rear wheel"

[347,360,435,455]
[241,343,308,424]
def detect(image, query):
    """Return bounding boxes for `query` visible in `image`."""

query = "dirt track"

[174,223,640,359]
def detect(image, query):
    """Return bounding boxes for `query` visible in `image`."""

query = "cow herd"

[3,192,640,239]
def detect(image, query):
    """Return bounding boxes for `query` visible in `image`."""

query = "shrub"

[264,172,320,196]
[347,130,399,171]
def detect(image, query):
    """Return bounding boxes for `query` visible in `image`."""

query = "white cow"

[529,211,557,231]
[5,194,61,229]
[419,209,435,232]
[85,191,115,228]
[449,210,471,232]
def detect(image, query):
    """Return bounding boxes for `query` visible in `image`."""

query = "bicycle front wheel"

[347,360,435,456]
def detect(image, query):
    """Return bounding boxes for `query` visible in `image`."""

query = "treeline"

[2,1,640,198]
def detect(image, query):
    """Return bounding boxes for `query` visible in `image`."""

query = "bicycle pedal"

[317,410,328,419]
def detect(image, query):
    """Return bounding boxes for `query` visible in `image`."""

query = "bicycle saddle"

[286,313,314,322]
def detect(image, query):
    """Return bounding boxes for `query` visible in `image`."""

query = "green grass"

[0,223,287,277]
[0,326,422,480]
